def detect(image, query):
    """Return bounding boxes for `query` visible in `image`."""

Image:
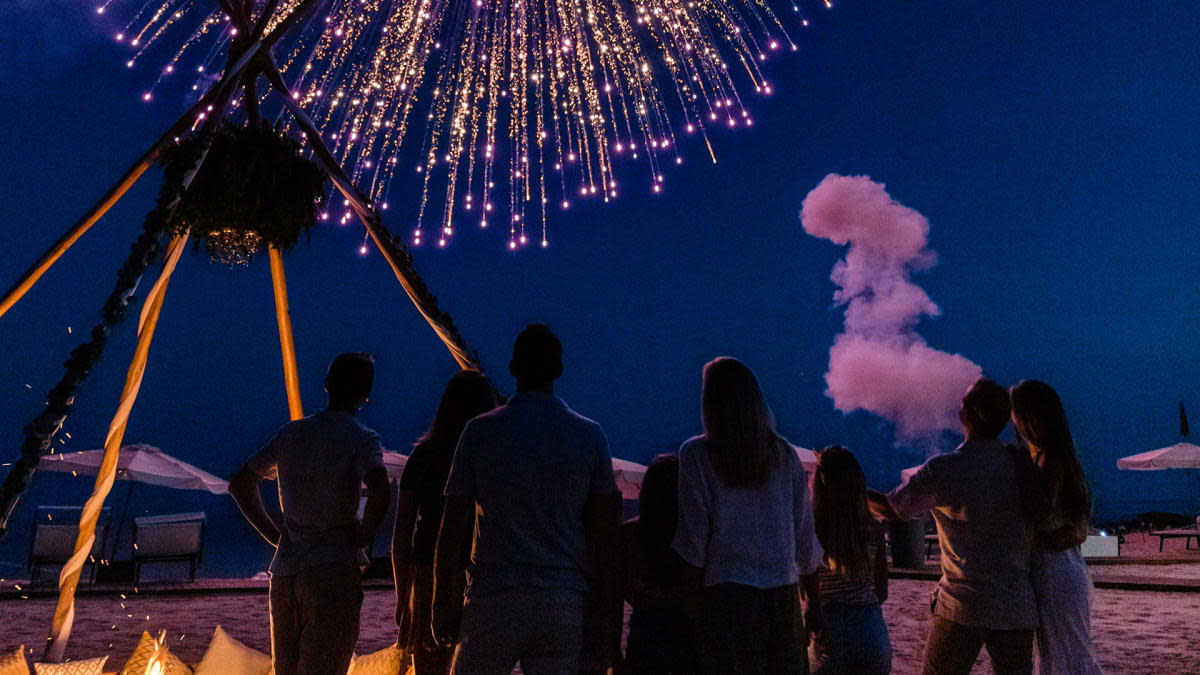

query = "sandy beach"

[1,578,1198,673]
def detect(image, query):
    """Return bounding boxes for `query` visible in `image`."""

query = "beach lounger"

[1149,528,1200,552]
[29,506,110,584]
[132,512,206,583]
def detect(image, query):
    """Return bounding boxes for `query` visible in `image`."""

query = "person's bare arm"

[358,467,391,548]
[583,490,623,668]
[431,495,474,646]
[392,489,419,629]
[867,489,900,521]
[229,464,281,547]
[800,572,825,638]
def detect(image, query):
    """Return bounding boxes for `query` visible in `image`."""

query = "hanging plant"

[163,120,328,264]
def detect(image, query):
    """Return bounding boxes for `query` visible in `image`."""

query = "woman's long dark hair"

[812,446,872,578]
[637,455,683,586]
[701,357,783,488]
[418,369,498,453]
[1010,380,1092,531]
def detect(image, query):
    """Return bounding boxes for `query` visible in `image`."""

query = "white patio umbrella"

[382,451,652,499]
[1117,442,1200,470]
[381,449,408,481]
[38,443,228,494]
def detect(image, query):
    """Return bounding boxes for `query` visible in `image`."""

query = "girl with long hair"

[1010,380,1102,675]
[392,370,497,675]
[808,447,891,674]
[620,455,698,674]
[673,357,824,674]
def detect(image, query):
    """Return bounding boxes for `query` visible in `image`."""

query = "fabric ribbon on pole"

[43,233,188,662]
[269,247,303,420]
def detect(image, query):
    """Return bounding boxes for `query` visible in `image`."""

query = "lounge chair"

[132,512,206,583]
[29,506,110,584]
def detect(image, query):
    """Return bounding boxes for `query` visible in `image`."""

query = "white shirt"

[673,435,823,588]
[247,410,384,575]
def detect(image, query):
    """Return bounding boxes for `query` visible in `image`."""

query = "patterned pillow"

[0,645,28,675]
[32,656,108,675]
[193,626,270,675]
[120,632,192,675]
[347,645,404,675]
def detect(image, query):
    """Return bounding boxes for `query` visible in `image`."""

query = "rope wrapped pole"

[43,233,189,662]
[269,247,304,420]
[262,60,479,370]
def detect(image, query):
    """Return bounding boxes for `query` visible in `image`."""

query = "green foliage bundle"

[165,121,328,263]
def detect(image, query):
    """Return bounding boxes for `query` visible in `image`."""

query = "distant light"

[358,244,368,256]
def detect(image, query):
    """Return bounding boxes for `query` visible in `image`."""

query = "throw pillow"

[0,645,27,675]
[120,632,192,675]
[32,656,108,675]
[348,645,404,675]
[193,626,271,675]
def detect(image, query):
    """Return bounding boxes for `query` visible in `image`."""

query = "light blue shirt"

[445,392,618,598]
[247,410,384,575]
[673,435,823,588]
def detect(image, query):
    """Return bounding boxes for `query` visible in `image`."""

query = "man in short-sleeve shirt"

[870,378,1036,675]
[432,324,622,675]
[230,353,391,675]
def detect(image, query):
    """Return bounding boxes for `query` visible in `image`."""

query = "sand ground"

[2,578,1199,674]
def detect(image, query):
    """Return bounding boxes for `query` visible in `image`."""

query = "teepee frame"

[0,0,480,659]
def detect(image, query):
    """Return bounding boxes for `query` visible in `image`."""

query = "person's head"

[420,369,498,449]
[637,454,682,583]
[509,323,562,391]
[959,377,1011,440]
[812,446,873,577]
[701,357,781,488]
[325,352,374,411]
[1010,379,1092,525]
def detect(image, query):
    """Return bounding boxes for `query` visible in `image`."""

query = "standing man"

[230,352,391,675]
[868,378,1037,675]
[431,324,623,675]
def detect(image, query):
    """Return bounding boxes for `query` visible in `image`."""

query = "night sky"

[0,1,1198,573]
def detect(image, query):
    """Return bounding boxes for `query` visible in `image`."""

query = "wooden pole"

[0,42,262,323]
[269,247,304,420]
[261,60,478,370]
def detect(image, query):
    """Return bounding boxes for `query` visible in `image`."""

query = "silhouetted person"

[230,353,391,675]
[393,369,498,675]
[1010,380,1101,675]
[809,446,891,675]
[619,455,697,675]
[431,324,623,674]
[673,357,824,675]
[869,378,1036,675]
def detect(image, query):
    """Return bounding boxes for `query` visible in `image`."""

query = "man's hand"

[432,496,474,648]
[867,489,900,522]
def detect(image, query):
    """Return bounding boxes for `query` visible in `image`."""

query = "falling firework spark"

[98,0,824,249]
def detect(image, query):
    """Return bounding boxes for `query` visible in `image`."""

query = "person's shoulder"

[678,435,705,453]
[556,402,607,437]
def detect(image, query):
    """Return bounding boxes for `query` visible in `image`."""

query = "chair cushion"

[32,656,108,675]
[0,645,28,675]
[348,645,405,675]
[120,632,192,675]
[193,627,270,675]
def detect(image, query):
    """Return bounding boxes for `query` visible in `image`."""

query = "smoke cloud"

[801,174,981,443]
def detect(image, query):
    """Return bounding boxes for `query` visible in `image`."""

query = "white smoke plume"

[800,174,982,443]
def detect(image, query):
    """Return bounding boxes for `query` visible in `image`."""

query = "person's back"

[918,439,1036,629]
[432,324,621,675]
[454,391,612,594]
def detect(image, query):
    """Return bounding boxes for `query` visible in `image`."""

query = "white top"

[672,435,823,588]
[445,392,618,598]
[247,410,384,575]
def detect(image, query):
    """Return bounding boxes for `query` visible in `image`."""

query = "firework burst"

[98,0,825,249]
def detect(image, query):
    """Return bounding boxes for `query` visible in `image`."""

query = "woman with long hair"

[808,446,891,674]
[673,357,824,674]
[393,370,497,675]
[620,455,698,674]
[1010,380,1102,675]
